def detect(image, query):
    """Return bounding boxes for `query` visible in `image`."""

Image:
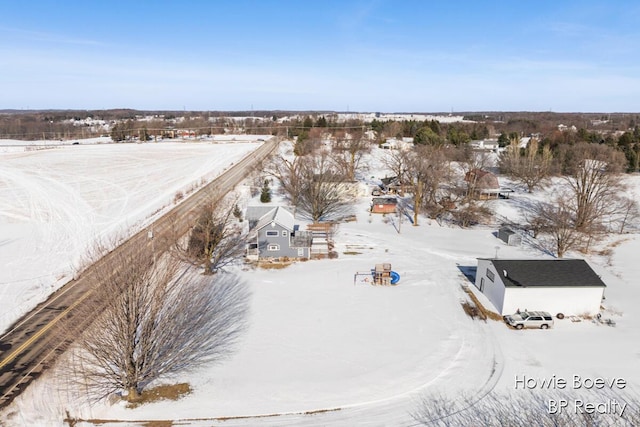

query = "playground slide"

[390,271,400,285]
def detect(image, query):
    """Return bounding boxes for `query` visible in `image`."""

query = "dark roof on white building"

[479,259,606,288]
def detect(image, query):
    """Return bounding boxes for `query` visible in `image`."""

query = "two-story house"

[246,206,312,260]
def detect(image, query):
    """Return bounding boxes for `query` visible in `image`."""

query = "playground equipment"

[390,270,400,285]
[354,263,401,286]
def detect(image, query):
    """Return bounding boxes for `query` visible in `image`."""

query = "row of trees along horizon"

[2,111,640,172]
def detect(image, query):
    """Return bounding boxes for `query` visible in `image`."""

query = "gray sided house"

[247,206,312,259]
[475,259,606,316]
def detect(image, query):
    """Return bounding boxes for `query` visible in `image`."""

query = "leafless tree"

[559,143,627,232]
[331,130,371,181]
[518,144,634,256]
[499,137,553,192]
[453,146,493,202]
[530,197,585,258]
[611,196,640,233]
[173,200,247,274]
[267,153,305,208]
[404,145,451,225]
[68,247,250,403]
[382,121,403,140]
[297,151,354,222]
[381,148,411,192]
[450,203,494,228]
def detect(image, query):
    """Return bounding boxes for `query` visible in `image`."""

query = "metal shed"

[498,227,522,246]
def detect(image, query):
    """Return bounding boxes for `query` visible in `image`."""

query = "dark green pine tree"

[260,180,271,203]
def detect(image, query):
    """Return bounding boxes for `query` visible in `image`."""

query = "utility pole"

[148,228,156,264]
[397,200,402,234]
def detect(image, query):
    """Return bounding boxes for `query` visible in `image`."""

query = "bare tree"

[381,121,403,140]
[267,153,304,208]
[450,204,494,228]
[499,137,553,192]
[331,130,371,181]
[530,197,584,258]
[404,145,450,225]
[454,146,493,202]
[297,151,354,222]
[516,144,633,254]
[612,196,640,233]
[69,248,250,402]
[559,143,627,232]
[381,148,411,193]
[173,200,247,274]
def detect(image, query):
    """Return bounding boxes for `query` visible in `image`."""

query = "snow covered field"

[0,138,264,333]
[2,142,640,426]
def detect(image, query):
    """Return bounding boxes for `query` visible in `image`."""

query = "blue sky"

[1,0,639,112]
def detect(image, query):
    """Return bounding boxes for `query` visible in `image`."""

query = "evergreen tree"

[413,127,443,146]
[293,131,310,156]
[260,180,271,203]
[110,123,126,142]
[316,116,327,127]
[303,116,314,130]
[233,204,243,222]
[370,119,384,133]
[497,132,509,147]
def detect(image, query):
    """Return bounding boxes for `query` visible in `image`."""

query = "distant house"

[474,259,606,316]
[371,197,398,214]
[469,139,500,152]
[247,206,312,259]
[465,169,513,199]
[380,140,399,150]
[380,176,404,195]
[380,137,413,150]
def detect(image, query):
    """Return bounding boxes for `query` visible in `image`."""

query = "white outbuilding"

[475,258,606,316]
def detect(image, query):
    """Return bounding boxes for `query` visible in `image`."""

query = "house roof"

[381,176,400,186]
[480,259,606,288]
[255,206,295,232]
[246,206,289,223]
[372,196,398,205]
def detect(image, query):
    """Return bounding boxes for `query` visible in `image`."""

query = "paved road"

[0,138,279,410]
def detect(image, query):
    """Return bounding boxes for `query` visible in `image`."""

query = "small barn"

[371,197,398,214]
[497,227,522,246]
[474,258,606,316]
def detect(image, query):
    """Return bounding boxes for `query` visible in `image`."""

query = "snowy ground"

[2,143,640,426]
[0,138,265,333]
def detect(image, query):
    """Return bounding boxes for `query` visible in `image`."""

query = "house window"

[268,244,280,251]
[486,269,495,282]
[266,230,278,236]
[282,230,288,237]
[298,248,304,257]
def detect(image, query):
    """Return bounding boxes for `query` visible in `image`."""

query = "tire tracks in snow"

[87,258,505,426]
